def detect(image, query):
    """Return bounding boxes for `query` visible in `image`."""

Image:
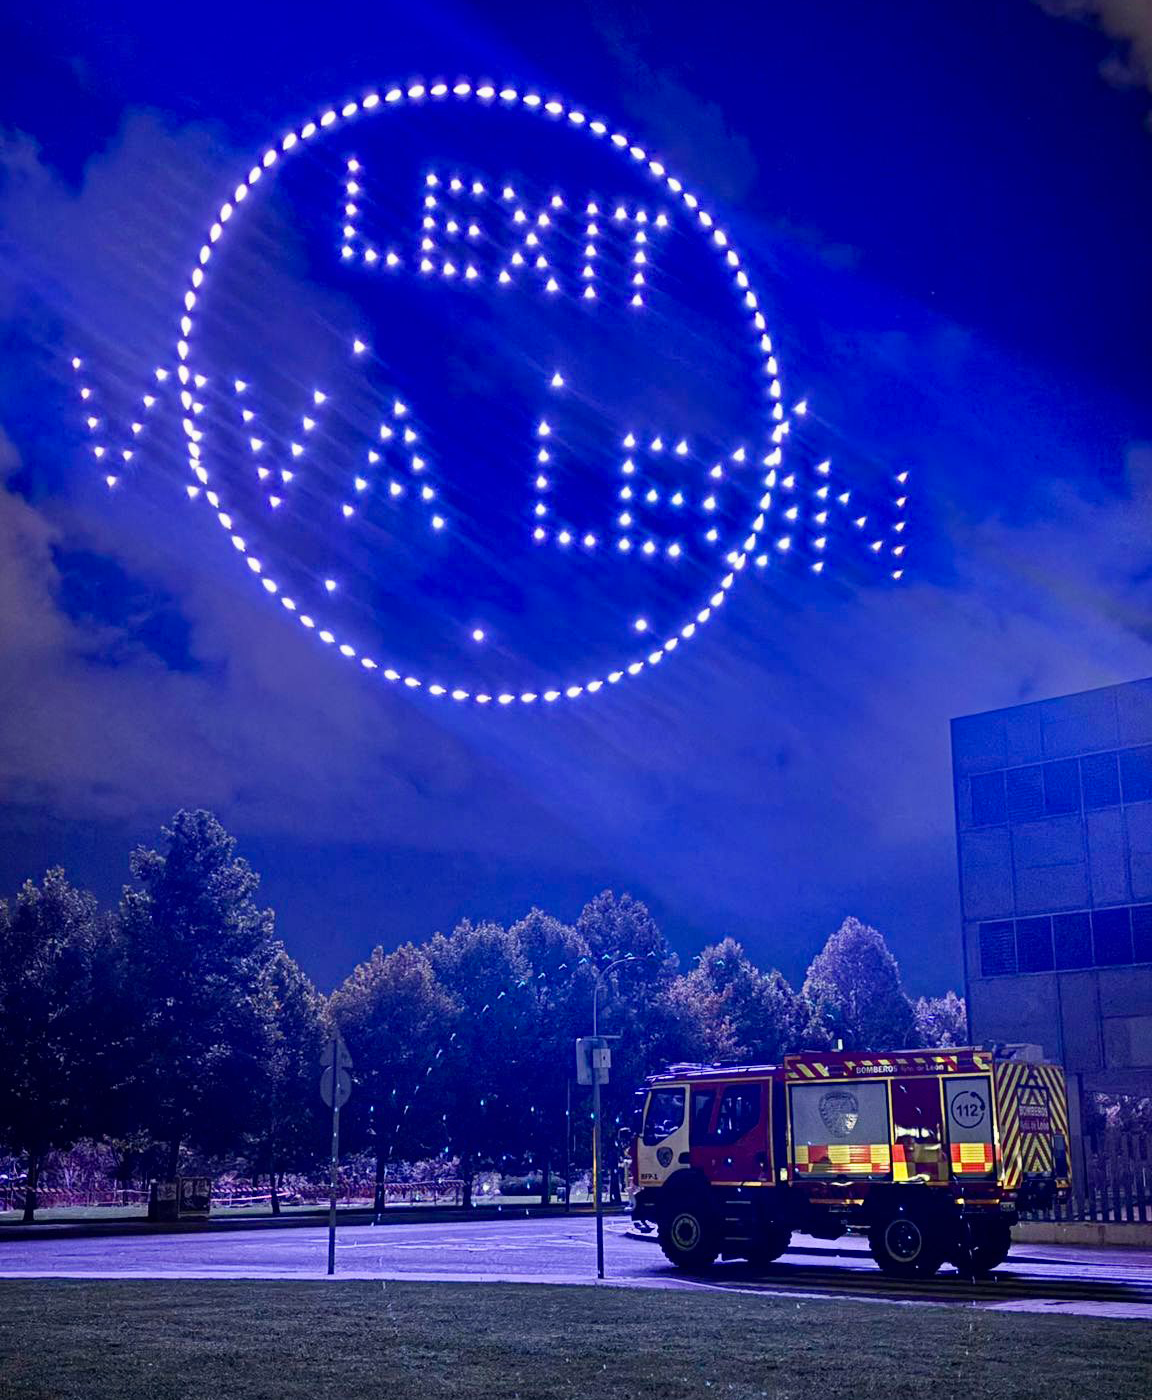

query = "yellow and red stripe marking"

[795,1143,891,1175]
[785,1050,993,1081]
[951,1142,994,1174]
[995,1061,1070,1188]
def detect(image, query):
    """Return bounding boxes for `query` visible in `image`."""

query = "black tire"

[869,1212,945,1278]
[658,1199,720,1271]
[742,1225,792,1269]
[949,1220,1012,1277]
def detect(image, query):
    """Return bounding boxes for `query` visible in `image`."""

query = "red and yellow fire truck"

[629,1046,1071,1277]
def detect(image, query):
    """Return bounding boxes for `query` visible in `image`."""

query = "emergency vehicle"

[629,1045,1071,1277]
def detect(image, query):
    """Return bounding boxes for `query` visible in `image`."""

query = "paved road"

[2,1216,1150,1319]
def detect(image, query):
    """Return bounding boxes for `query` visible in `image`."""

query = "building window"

[1016,915,1055,973]
[980,905,1152,975]
[1081,751,1121,809]
[970,771,1007,826]
[1006,765,1044,823]
[979,921,1017,977]
[1053,911,1093,970]
[1042,760,1080,816]
[1120,746,1152,804]
[1092,907,1133,966]
[1132,905,1152,964]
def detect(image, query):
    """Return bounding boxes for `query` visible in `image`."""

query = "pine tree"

[802,917,916,1051]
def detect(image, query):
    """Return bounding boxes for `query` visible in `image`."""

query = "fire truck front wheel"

[658,1200,720,1271]
[869,1212,945,1278]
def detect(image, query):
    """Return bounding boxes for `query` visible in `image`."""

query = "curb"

[1013,1221,1152,1249]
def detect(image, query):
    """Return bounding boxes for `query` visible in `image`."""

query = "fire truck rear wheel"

[949,1220,1012,1277]
[658,1201,720,1271]
[743,1225,792,1268]
[869,1212,945,1278]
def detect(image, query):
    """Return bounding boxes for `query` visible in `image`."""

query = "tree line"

[0,810,967,1221]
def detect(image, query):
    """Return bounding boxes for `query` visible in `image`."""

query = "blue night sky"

[1,0,1150,995]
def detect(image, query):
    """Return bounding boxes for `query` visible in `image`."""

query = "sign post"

[320,1034,353,1276]
[577,1034,612,1280]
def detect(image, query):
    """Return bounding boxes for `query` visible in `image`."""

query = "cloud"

[0,423,590,862]
[586,2,759,203]
[0,109,478,841]
[0,110,231,370]
[2,61,1149,994]
[1038,2,1152,96]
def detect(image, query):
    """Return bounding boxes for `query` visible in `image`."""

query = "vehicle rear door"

[994,1061,1072,1190]
[943,1075,996,1180]
[891,1074,948,1182]
[692,1081,771,1184]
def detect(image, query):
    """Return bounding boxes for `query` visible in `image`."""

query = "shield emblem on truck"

[818,1090,859,1137]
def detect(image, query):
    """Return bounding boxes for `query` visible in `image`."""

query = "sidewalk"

[0,1201,626,1244]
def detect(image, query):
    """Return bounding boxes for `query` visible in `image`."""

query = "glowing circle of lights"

[158,79,904,707]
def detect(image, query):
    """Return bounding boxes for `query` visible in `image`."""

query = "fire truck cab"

[629,1046,1071,1278]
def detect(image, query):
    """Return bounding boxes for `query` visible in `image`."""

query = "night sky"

[1,0,1150,995]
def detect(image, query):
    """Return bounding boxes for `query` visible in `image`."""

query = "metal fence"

[1023,1131,1152,1223]
[0,1178,466,1214]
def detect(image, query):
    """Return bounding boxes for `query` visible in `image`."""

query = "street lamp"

[590,953,643,1281]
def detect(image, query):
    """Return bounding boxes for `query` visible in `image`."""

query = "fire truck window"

[708,1085,761,1145]
[631,1088,647,1136]
[643,1088,685,1144]
[690,1089,716,1145]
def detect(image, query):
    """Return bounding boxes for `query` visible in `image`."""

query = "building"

[951,678,1152,1154]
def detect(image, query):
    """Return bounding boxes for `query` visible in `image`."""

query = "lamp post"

[591,954,637,1281]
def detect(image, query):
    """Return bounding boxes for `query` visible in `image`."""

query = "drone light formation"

[71,78,911,706]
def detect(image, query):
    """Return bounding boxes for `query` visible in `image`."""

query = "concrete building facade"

[952,678,1152,1151]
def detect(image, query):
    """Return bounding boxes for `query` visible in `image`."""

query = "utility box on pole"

[576,1036,611,1086]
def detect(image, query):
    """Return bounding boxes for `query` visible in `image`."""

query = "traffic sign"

[320,1035,354,1072]
[320,1065,352,1110]
[319,1034,354,1276]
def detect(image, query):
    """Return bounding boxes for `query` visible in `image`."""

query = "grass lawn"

[0,1280,1147,1400]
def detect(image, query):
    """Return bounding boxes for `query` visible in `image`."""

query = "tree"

[686,938,807,1063]
[507,908,596,1202]
[576,890,674,973]
[0,870,109,1220]
[914,991,968,1048]
[577,893,676,1101]
[117,810,278,1176]
[642,974,736,1068]
[802,917,916,1052]
[575,892,705,1200]
[248,949,329,1213]
[425,921,534,1207]
[329,942,454,1212]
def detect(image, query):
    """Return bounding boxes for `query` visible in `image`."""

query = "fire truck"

[629,1046,1071,1277]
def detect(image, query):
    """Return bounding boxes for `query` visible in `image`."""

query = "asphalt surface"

[2,1216,1150,1319]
